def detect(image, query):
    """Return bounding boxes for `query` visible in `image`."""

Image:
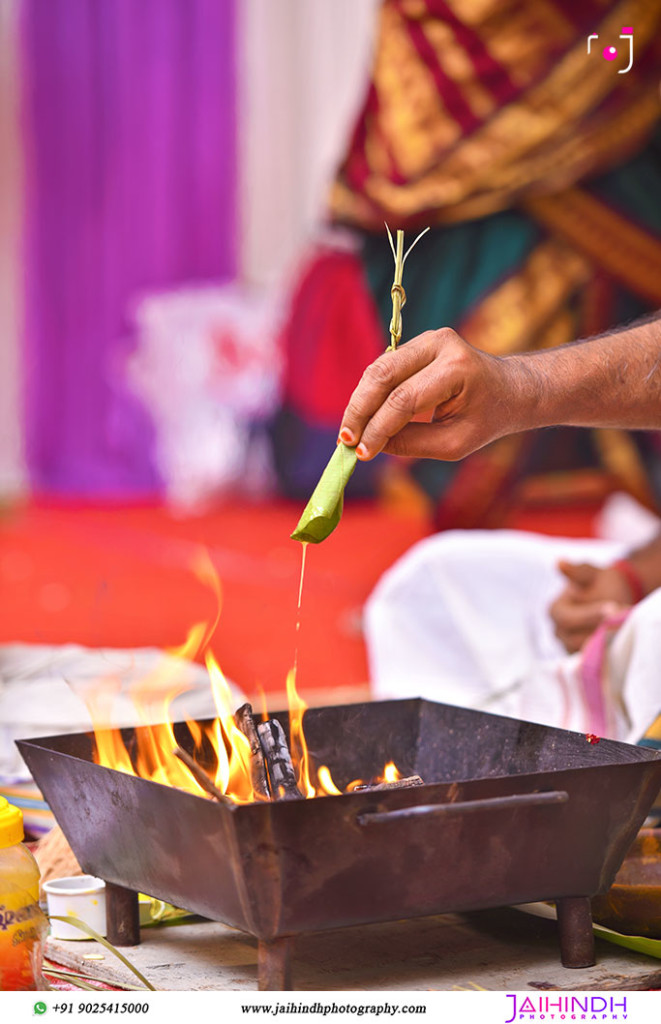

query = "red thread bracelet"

[612,558,646,604]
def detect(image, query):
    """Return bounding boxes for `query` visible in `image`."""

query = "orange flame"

[317,766,342,796]
[205,651,259,803]
[382,761,401,784]
[86,549,407,803]
[286,667,317,798]
[84,676,136,776]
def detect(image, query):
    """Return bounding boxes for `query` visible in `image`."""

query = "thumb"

[558,560,599,588]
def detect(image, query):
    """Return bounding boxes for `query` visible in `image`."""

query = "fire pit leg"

[258,937,293,990]
[105,882,141,946]
[556,897,595,968]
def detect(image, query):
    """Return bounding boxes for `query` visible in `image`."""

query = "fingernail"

[340,428,354,445]
[356,443,368,459]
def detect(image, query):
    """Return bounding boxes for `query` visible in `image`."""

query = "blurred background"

[1,0,660,708]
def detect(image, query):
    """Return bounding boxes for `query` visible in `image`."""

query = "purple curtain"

[21,0,237,497]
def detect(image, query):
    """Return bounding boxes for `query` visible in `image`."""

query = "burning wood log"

[234,703,271,801]
[173,745,233,806]
[355,775,424,793]
[257,719,304,800]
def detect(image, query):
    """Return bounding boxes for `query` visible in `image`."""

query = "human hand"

[549,561,633,653]
[338,329,533,461]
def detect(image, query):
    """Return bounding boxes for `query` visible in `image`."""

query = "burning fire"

[86,551,404,803]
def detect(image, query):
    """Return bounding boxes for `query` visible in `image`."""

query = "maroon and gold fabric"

[331,0,661,233]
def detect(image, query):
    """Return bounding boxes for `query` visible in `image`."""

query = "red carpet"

[0,498,599,704]
[0,500,429,702]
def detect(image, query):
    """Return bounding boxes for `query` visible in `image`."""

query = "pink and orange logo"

[587,26,633,73]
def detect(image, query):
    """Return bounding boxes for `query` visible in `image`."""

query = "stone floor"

[46,907,661,992]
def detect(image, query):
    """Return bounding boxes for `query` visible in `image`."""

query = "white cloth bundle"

[365,529,661,743]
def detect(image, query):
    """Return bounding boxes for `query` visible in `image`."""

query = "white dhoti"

[365,529,661,743]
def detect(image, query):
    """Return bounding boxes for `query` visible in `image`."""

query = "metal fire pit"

[18,699,661,990]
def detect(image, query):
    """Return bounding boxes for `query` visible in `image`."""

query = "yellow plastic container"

[0,797,47,990]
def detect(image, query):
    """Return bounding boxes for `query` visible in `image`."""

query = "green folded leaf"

[515,902,661,960]
[593,922,661,959]
[290,444,358,544]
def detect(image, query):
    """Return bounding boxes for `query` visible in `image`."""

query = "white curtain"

[0,0,25,496]
[237,0,380,288]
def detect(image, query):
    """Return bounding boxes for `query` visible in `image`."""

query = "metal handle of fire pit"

[356,789,569,826]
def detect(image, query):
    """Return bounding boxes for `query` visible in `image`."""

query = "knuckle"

[408,330,445,362]
[433,326,460,349]
[343,394,365,420]
[419,331,443,359]
[362,356,396,390]
[431,330,476,378]
[386,384,416,417]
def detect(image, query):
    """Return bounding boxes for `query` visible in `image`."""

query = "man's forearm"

[503,313,661,435]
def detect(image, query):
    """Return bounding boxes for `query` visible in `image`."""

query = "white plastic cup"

[43,875,107,940]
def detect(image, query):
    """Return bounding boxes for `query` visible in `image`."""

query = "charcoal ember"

[234,703,271,800]
[354,775,424,793]
[257,719,304,800]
